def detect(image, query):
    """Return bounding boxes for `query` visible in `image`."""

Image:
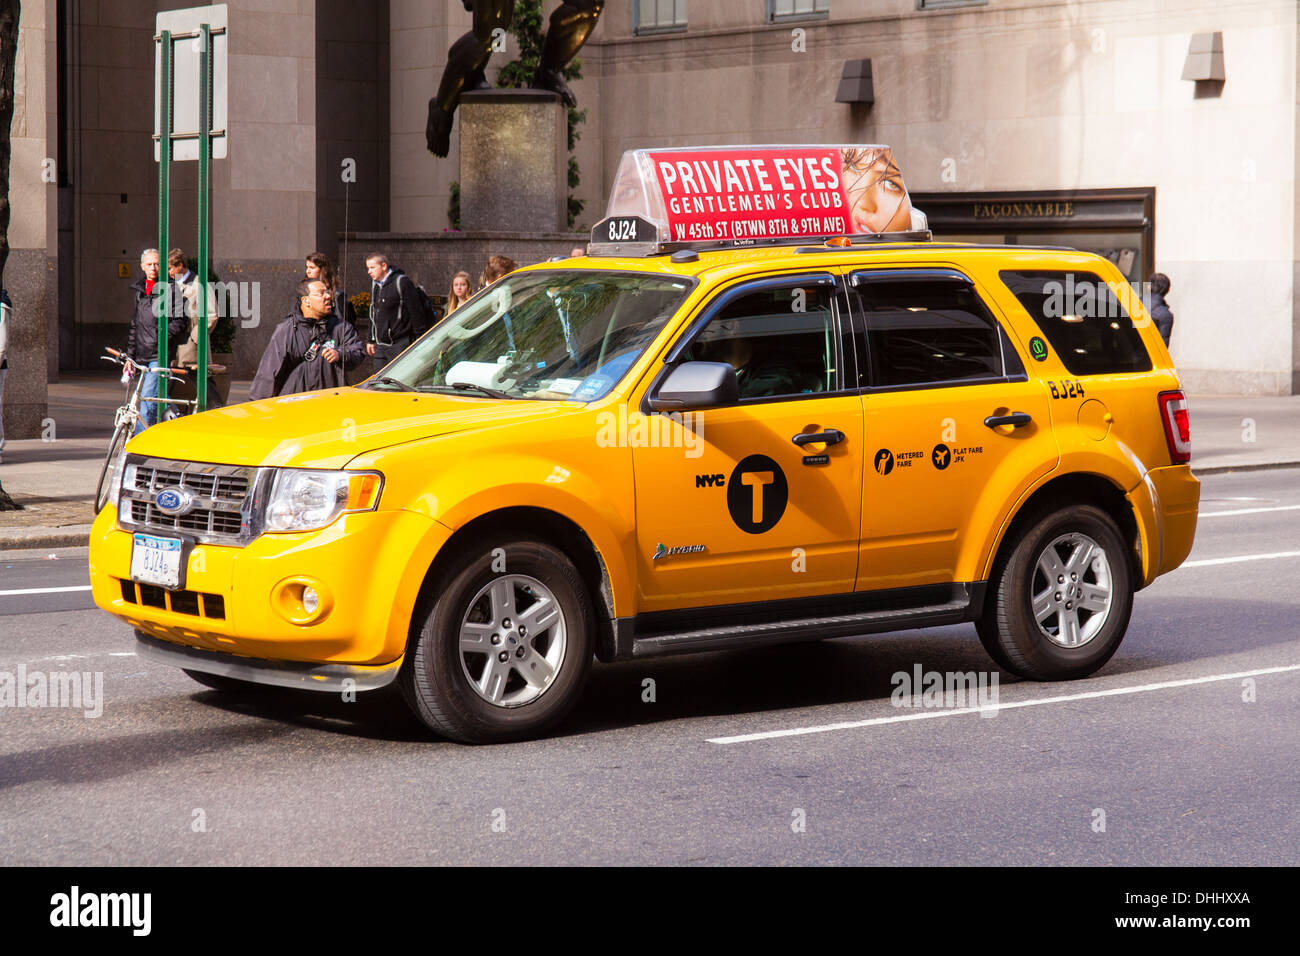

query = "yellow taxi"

[89,146,1199,742]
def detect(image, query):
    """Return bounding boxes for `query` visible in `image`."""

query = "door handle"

[792,429,845,447]
[984,412,1032,429]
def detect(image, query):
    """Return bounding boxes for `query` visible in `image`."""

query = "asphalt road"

[1,469,1297,865]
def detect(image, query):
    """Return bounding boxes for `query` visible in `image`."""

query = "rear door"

[848,268,1059,592]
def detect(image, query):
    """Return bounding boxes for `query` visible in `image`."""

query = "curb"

[0,524,96,551]
[1191,460,1300,476]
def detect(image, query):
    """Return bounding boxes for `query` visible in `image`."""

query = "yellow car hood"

[124,388,569,468]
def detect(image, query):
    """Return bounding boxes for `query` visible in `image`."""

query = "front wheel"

[95,421,132,513]
[977,505,1133,680]
[400,539,595,743]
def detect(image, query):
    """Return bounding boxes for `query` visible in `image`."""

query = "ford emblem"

[154,487,196,516]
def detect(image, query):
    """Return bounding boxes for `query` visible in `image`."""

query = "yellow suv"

[90,146,1199,742]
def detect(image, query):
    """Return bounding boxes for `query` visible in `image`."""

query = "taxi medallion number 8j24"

[1049,379,1085,400]
[607,218,638,241]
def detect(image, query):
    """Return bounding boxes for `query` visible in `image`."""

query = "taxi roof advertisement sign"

[642,145,914,244]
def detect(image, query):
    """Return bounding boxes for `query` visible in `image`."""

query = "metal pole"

[157,29,172,402]
[196,22,212,412]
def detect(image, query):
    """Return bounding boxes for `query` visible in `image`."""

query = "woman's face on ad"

[842,149,910,234]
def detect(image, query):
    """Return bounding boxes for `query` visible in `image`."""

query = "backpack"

[397,274,440,337]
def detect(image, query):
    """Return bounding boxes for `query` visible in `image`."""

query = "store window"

[634,0,687,34]
[908,189,1155,286]
[769,0,829,22]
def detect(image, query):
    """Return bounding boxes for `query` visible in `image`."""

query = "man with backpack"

[363,251,437,373]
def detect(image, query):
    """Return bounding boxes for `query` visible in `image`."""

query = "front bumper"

[90,503,453,667]
[135,630,402,691]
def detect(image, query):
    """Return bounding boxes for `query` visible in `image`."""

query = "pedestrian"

[249,278,365,400]
[446,270,472,314]
[304,251,359,330]
[479,254,518,290]
[570,245,586,258]
[169,249,225,410]
[1145,272,1174,347]
[125,248,188,433]
[0,289,9,462]
[364,251,426,372]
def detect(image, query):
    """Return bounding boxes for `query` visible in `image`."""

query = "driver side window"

[684,282,841,400]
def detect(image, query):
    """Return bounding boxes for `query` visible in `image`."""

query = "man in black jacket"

[249,278,365,401]
[125,248,187,431]
[364,251,424,373]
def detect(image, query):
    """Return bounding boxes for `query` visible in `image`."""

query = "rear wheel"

[95,421,131,513]
[400,539,594,743]
[977,505,1133,680]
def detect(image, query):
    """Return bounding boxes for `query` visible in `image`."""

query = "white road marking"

[1200,504,1300,518]
[706,664,1300,745]
[1184,550,1300,568]
[0,585,92,596]
[2,651,137,665]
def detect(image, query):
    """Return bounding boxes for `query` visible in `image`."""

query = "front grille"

[118,578,227,620]
[119,456,259,546]
[135,464,249,501]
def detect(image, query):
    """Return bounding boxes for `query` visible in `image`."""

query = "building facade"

[3,0,1296,438]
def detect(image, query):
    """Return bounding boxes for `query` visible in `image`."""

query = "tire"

[976,505,1133,681]
[182,669,250,693]
[95,421,131,513]
[400,538,595,744]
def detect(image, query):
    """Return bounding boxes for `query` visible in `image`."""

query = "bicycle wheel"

[95,420,132,514]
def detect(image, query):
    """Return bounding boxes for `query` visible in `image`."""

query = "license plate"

[131,533,184,590]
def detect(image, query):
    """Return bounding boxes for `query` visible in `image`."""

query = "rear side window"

[999,270,1152,375]
[855,277,1005,388]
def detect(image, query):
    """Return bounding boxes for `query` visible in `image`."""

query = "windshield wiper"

[364,376,414,391]
[446,381,511,399]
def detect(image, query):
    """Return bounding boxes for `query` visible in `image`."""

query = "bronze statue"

[427,0,604,158]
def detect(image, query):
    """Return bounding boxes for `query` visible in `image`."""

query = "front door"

[633,275,863,615]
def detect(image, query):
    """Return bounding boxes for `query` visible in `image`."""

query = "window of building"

[769,0,829,22]
[855,275,1006,388]
[684,283,842,400]
[999,270,1152,376]
[634,0,688,34]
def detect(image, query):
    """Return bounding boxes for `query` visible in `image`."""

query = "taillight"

[1158,390,1191,464]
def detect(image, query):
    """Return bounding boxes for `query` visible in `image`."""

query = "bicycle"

[95,348,194,513]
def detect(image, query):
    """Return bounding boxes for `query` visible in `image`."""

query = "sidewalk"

[1,373,1297,551]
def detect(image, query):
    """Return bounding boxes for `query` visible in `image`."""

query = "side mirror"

[647,361,739,411]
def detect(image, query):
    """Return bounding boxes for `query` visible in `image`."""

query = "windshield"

[372,270,693,401]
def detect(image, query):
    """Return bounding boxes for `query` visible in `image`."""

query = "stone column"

[458,89,568,234]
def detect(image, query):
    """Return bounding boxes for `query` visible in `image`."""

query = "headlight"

[264,469,383,533]
[108,457,136,512]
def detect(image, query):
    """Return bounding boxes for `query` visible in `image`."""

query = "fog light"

[271,576,333,626]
